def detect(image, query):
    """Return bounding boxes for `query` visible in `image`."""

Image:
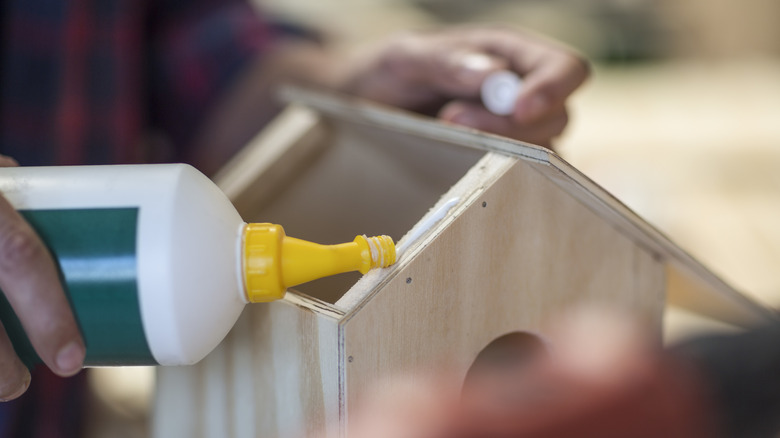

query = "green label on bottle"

[0,208,157,367]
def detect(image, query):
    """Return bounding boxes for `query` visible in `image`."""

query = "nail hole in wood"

[406,277,412,284]
[348,356,354,363]
[482,201,487,208]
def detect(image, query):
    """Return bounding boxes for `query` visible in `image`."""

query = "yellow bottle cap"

[242,223,396,303]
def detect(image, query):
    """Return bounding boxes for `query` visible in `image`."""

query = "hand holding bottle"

[0,154,84,401]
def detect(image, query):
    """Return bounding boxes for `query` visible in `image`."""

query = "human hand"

[0,155,85,401]
[341,27,590,147]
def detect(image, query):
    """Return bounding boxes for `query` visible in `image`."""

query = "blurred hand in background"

[338,27,590,147]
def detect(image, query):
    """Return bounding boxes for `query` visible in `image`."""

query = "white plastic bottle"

[0,164,395,367]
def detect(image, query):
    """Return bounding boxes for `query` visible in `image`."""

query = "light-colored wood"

[154,88,775,438]
[213,104,330,220]
[341,152,666,405]
[154,293,342,438]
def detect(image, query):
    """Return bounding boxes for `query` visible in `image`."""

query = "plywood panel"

[213,105,330,220]
[153,293,342,438]
[341,154,665,407]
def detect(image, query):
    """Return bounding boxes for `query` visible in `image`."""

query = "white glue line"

[396,197,460,257]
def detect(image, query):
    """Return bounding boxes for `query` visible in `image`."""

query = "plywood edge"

[279,86,551,164]
[538,155,778,327]
[666,262,776,327]
[335,152,517,315]
[283,290,346,320]
[213,104,330,217]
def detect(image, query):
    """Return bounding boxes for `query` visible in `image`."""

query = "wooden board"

[153,293,342,438]
[341,152,666,407]
[213,104,330,221]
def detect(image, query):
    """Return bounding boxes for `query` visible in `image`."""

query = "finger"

[439,100,569,147]
[0,322,31,401]
[473,30,589,123]
[0,155,19,168]
[424,49,509,98]
[0,196,85,377]
[512,53,589,124]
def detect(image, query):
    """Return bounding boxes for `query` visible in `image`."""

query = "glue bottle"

[0,164,395,367]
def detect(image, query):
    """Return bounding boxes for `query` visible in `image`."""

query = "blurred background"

[88,0,780,436]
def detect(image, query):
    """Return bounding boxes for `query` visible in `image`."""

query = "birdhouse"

[153,89,774,438]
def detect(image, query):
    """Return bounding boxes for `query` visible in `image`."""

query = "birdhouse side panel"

[154,297,342,438]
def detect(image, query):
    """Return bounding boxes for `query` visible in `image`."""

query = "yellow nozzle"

[242,223,396,303]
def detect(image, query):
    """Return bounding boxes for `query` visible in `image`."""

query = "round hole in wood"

[462,332,548,405]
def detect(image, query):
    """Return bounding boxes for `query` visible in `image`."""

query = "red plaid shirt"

[0,1,280,436]
[0,0,276,166]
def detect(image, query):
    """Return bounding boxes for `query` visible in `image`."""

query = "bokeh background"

[87,1,780,436]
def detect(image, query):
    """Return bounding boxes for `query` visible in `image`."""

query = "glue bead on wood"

[481,70,523,116]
